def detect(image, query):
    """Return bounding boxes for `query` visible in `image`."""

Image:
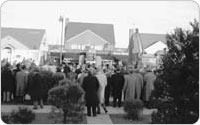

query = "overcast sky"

[1,1,199,48]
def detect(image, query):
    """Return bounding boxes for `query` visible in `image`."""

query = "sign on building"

[95,56,102,68]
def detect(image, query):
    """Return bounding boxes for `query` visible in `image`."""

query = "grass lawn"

[2,113,87,124]
[110,114,151,124]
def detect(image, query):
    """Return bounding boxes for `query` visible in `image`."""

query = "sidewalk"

[1,105,155,124]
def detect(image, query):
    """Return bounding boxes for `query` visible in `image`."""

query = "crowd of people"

[1,59,157,117]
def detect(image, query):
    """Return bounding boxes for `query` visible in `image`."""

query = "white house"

[128,29,167,68]
[1,27,48,65]
[65,22,115,51]
[144,41,167,54]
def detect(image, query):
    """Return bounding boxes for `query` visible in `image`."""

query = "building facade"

[1,27,48,65]
[64,22,115,52]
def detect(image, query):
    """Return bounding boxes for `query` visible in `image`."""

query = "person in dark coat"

[12,63,21,100]
[82,68,99,117]
[27,68,45,109]
[111,69,125,107]
[63,64,71,78]
[52,66,66,87]
[1,63,15,102]
[75,65,82,79]
[104,69,112,106]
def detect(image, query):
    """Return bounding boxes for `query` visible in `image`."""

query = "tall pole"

[59,15,64,65]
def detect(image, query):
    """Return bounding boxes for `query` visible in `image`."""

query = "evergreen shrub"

[48,79,85,123]
[124,99,144,120]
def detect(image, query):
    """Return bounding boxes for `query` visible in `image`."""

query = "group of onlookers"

[76,64,157,117]
[1,61,157,117]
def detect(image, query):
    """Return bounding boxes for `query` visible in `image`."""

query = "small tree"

[149,19,199,123]
[48,80,85,123]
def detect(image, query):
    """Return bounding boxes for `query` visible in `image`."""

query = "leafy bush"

[9,107,35,124]
[48,80,85,123]
[124,99,144,120]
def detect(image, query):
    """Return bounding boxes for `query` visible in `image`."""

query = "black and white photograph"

[0,0,199,124]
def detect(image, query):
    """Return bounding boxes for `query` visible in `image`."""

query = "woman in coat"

[82,68,99,117]
[96,68,108,114]
[27,68,46,109]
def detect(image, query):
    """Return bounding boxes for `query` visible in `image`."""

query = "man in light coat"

[16,65,28,102]
[144,69,156,102]
[123,66,137,101]
[96,68,108,114]
[134,69,144,100]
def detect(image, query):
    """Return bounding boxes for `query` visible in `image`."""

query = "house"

[49,22,116,64]
[128,29,167,68]
[64,22,115,51]
[1,27,48,65]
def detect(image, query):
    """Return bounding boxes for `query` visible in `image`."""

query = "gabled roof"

[1,27,46,49]
[65,22,115,45]
[66,29,109,45]
[138,33,166,49]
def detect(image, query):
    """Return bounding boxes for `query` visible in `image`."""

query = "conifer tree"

[150,19,199,124]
